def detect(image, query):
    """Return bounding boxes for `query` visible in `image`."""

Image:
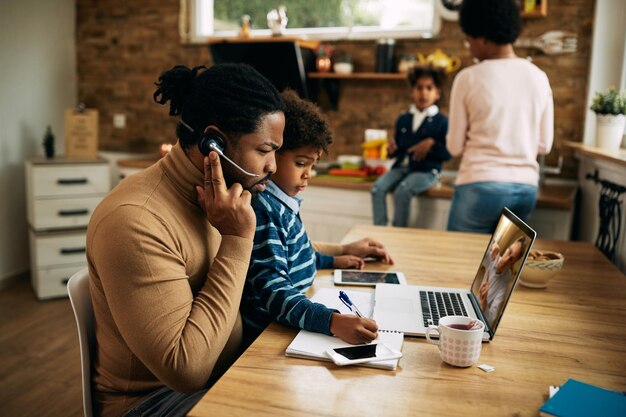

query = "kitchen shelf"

[308,72,406,80]
[308,72,407,109]
[206,36,319,50]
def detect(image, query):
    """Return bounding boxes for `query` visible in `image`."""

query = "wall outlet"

[113,113,126,129]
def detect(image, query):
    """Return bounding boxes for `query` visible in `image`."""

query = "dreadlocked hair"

[280,89,332,155]
[153,63,284,149]
[460,0,522,45]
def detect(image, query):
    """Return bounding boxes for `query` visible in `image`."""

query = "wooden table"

[189,226,626,417]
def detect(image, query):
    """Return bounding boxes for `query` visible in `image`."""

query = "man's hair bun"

[153,65,207,116]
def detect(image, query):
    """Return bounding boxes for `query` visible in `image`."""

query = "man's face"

[272,146,320,197]
[221,112,285,193]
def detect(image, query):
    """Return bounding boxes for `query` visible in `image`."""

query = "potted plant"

[42,125,55,158]
[590,87,626,152]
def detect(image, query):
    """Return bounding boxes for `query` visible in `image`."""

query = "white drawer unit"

[31,196,103,230]
[30,164,110,197]
[31,232,88,267]
[33,264,85,300]
[26,157,110,299]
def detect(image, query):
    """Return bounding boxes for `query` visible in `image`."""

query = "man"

[87,64,286,417]
[87,63,393,417]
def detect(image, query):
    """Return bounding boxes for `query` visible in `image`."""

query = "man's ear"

[198,125,227,156]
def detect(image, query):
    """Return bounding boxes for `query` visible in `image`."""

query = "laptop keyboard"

[420,291,468,327]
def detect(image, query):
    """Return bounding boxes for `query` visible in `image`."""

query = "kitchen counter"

[117,158,576,241]
[117,158,577,210]
[310,176,576,210]
[562,140,626,168]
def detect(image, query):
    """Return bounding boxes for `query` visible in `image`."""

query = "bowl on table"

[519,250,565,288]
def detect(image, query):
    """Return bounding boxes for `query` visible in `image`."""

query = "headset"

[180,120,259,178]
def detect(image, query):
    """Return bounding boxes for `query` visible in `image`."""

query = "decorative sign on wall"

[65,107,98,158]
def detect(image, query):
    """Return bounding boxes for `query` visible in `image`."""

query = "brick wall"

[77,0,595,177]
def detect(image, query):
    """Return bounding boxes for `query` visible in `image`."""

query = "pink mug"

[425,315,485,367]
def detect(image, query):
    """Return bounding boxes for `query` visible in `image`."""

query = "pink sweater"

[446,58,554,186]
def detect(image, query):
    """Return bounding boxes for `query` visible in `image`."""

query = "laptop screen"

[469,208,536,335]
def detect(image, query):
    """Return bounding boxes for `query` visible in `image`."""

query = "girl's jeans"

[371,168,439,227]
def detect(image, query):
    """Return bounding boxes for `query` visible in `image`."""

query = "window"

[181,0,438,42]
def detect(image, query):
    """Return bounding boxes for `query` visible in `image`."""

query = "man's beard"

[221,159,272,197]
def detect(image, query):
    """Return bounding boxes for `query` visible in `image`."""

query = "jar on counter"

[398,54,418,74]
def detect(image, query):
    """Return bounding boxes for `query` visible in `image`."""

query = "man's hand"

[333,255,365,270]
[407,138,435,161]
[196,152,256,239]
[330,313,379,344]
[341,238,394,264]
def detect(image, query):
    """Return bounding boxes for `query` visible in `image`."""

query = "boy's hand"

[407,138,435,161]
[330,313,379,344]
[196,152,256,239]
[333,255,365,270]
[341,238,394,264]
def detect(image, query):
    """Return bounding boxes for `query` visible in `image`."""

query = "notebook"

[373,208,536,341]
[540,379,626,417]
[285,288,404,370]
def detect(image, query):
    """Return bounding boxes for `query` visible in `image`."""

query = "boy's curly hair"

[280,90,332,154]
[460,0,522,45]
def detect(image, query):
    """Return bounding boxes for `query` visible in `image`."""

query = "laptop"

[373,208,536,341]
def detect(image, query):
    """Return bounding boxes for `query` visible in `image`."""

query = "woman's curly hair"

[460,0,523,45]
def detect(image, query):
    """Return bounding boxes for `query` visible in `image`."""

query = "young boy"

[241,90,392,348]
[371,66,451,227]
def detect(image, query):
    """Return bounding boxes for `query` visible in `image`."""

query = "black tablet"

[333,270,406,287]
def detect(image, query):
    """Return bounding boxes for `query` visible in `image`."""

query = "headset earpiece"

[198,129,226,156]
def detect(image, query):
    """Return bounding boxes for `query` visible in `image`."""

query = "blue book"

[540,379,626,417]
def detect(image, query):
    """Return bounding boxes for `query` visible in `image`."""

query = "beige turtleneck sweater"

[86,143,253,417]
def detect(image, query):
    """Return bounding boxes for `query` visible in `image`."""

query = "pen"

[338,291,364,318]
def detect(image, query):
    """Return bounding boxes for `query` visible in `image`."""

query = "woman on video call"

[478,237,527,324]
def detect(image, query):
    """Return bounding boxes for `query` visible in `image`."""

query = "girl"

[371,66,450,227]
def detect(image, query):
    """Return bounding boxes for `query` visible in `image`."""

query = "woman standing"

[446,0,554,233]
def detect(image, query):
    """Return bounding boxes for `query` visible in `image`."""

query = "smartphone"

[333,270,407,287]
[325,343,403,366]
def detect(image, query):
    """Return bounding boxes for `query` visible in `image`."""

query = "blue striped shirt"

[241,181,335,347]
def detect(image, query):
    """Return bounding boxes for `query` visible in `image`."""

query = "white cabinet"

[25,157,110,299]
[300,186,372,242]
[301,184,575,243]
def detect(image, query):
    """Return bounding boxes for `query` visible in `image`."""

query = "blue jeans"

[371,168,438,227]
[447,182,537,233]
[122,387,208,417]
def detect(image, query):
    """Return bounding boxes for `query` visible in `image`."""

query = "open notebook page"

[285,288,404,370]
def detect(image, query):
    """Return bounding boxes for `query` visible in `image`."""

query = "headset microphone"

[180,120,259,178]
